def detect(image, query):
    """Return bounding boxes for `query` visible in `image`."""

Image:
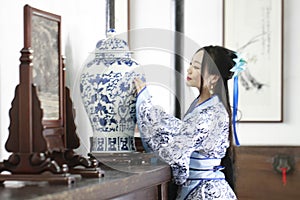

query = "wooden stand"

[0,5,104,184]
[0,47,103,184]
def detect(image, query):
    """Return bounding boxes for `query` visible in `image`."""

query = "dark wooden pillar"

[106,0,115,31]
[174,0,184,119]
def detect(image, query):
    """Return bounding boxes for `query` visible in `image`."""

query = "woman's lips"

[187,77,192,81]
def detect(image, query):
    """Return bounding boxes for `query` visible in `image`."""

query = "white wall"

[0,0,299,160]
[129,0,175,114]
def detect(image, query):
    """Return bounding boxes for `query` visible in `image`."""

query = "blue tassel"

[232,76,240,146]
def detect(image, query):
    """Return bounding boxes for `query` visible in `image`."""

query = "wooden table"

[0,153,171,200]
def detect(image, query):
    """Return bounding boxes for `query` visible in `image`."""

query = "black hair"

[197,45,237,191]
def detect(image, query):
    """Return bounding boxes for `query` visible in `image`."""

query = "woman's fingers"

[134,78,146,93]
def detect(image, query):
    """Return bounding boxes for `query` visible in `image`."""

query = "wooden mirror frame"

[24,5,64,128]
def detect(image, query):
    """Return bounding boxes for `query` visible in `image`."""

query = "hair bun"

[204,46,237,80]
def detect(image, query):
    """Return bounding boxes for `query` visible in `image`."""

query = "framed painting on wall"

[223,0,283,122]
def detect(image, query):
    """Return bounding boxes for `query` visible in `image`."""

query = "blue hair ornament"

[230,53,247,146]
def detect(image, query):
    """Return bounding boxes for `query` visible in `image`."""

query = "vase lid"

[95,29,133,57]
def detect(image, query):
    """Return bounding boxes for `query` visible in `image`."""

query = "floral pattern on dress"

[136,91,237,199]
[185,180,237,200]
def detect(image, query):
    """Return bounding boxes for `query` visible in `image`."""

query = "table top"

[0,152,171,200]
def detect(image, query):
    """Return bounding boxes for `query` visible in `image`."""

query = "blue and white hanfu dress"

[136,87,237,200]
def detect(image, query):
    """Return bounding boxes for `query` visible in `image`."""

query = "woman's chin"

[186,82,194,87]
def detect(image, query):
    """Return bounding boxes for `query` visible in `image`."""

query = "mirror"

[31,14,60,120]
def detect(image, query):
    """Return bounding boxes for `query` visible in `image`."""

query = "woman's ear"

[209,74,220,86]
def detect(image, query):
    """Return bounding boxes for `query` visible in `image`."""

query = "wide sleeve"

[136,87,216,185]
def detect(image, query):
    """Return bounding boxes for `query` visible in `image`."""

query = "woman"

[134,45,244,199]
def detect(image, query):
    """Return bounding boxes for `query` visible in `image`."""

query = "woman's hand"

[134,78,146,94]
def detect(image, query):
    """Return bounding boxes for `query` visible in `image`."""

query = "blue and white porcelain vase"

[80,30,143,153]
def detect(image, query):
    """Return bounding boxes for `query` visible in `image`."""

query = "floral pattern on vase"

[80,30,144,152]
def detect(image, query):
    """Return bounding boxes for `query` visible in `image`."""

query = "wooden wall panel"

[235,146,300,200]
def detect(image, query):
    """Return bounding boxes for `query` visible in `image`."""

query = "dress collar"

[195,95,220,110]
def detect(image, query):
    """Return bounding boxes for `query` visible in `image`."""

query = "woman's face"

[186,50,203,89]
